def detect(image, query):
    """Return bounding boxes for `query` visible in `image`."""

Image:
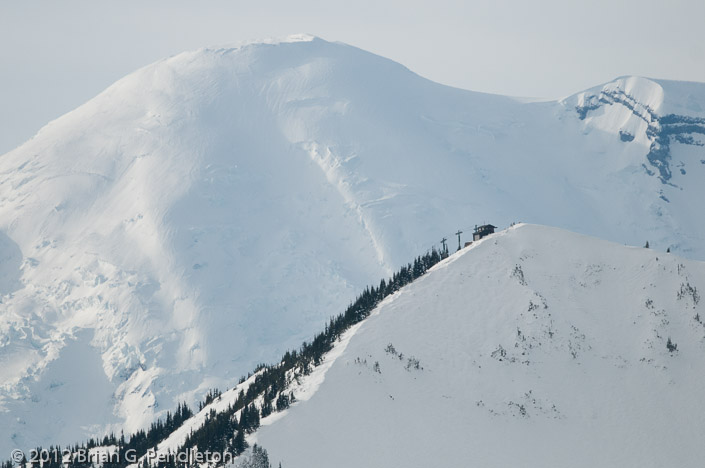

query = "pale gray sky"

[1,0,704,154]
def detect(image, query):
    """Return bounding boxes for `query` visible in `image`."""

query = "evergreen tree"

[243,445,271,468]
[275,393,290,412]
[232,430,247,454]
[667,337,678,352]
[261,397,273,419]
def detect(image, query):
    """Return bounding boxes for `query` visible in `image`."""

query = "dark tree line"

[14,403,194,468]
[7,246,444,468]
[172,246,444,465]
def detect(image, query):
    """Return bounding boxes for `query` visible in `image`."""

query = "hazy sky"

[1,0,703,154]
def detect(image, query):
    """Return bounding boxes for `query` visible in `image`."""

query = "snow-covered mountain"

[105,224,705,467]
[1,34,704,453]
[253,224,705,467]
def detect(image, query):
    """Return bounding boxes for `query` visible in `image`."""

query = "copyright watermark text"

[9,448,239,466]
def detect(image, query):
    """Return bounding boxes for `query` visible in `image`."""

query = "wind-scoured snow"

[0,36,704,452]
[256,224,705,468]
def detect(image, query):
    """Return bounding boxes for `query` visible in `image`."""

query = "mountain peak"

[1,38,704,455]
[565,75,705,119]
[195,33,321,56]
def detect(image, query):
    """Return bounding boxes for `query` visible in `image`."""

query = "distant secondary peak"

[570,76,705,185]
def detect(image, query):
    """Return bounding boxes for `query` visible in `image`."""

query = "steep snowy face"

[0,35,403,451]
[564,76,705,255]
[569,76,705,182]
[0,36,704,453]
[257,224,705,468]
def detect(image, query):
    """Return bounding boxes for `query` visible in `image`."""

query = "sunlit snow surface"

[257,224,705,467]
[0,36,704,452]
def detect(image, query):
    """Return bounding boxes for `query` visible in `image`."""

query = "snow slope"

[0,35,704,452]
[256,224,705,468]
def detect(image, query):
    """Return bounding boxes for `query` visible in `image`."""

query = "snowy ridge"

[136,318,364,464]
[255,224,705,467]
[116,224,705,468]
[1,35,704,452]
[143,373,262,462]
